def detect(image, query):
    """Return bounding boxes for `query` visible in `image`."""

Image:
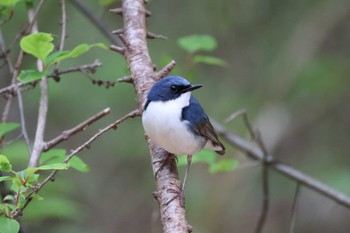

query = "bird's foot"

[166,188,185,208]
[153,153,177,179]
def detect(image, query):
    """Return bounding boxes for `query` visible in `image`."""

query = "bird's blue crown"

[147,76,192,102]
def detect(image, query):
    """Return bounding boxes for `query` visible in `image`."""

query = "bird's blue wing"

[181,96,225,155]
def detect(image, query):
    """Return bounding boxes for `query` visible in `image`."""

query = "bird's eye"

[170,85,177,92]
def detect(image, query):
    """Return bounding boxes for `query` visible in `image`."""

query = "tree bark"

[116,0,191,232]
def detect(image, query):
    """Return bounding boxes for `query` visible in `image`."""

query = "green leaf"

[69,156,89,173]
[0,155,12,172]
[99,0,115,6]
[209,159,238,174]
[178,150,217,166]
[0,123,19,137]
[45,43,107,66]
[40,149,66,165]
[44,50,70,66]
[193,55,228,67]
[17,69,49,83]
[0,0,21,6]
[20,32,54,62]
[37,163,69,170]
[178,35,217,53]
[13,169,39,187]
[3,195,14,202]
[40,149,89,172]
[0,217,20,233]
[32,193,44,201]
[0,176,12,182]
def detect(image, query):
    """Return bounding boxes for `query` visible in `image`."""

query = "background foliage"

[1,0,350,232]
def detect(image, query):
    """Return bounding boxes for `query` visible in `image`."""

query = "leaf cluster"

[18,32,106,83]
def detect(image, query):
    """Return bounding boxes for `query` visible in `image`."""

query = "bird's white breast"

[142,92,205,155]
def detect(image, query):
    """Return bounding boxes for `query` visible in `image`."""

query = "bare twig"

[109,7,123,15]
[254,132,270,233]
[58,0,67,52]
[0,60,102,95]
[16,90,31,154]
[26,0,45,35]
[156,60,176,80]
[289,183,300,233]
[29,76,48,167]
[44,108,111,151]
[54,0,67,70]
[110,44,126,55]
[11,109,141,219]
[117,76,133,83]
[69,0,122,46]
[146,31,167,40]
[0,30,32,154]
[229,112,271,233]
[27,4,48,168]
[212,120,350,209]
[224,109,246,124]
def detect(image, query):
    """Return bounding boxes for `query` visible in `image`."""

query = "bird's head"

[147,76,203,102]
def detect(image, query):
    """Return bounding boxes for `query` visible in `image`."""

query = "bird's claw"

[165,188,185,208]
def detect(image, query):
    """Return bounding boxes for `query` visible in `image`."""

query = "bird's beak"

[181,84,203,93]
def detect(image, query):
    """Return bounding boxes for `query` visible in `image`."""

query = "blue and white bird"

[142,76,225,203]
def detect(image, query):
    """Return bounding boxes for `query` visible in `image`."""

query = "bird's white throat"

[142,92,205,155]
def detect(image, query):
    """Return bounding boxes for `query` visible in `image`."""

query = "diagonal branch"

[44,108,111,151]
[69,0,122,46]
[212,121,350,209]
[11,109,141,219]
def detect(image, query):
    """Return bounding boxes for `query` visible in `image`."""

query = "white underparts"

[142,92,206,155]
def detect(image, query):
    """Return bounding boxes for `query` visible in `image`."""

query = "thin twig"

[43,108,111,151]
[0,60,102,95]
[16,90,32,153]
[224,109,246,124]
[289,183,300,233]
[255,131,270,233]
[117,76,133,83]
[27,4,48,168]
[230,112,271,233]
[0,30,14,123]
[146,31,168,40]
[58,0,67,51]
[156,60,176,80]
[68,0,122,46]
[11,109,141,219]
[54,0,67,70]
[0,30,32,154]
[212,120,350,209]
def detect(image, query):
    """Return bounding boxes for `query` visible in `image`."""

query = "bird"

[142,76,225,206]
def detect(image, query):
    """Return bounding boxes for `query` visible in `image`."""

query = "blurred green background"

[1,0,350,232]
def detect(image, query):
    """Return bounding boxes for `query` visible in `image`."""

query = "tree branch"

[212,121,350,209]
[0,60,102,96]
[27,3,48,168]
[69,0,122,46]
[114,0,191,232]
[44,107,111,151]
[11,109,141,219]
[289,183,300,233]
[0,31,32,154]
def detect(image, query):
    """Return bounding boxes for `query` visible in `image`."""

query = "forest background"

[0,0,350,232]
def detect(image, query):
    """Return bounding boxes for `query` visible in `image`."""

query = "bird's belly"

[142,108,205,155]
